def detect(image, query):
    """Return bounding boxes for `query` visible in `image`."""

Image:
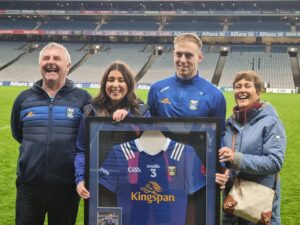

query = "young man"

[11,42,91,225]
[147,33,228,224]
[147,32,226,126]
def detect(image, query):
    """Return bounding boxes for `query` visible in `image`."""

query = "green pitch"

[0,86,299,225]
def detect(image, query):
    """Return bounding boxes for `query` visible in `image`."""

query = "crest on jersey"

[168,166,176,176]
[189,100,198,110]
[67,108,75,118]
[160,98,171,104]
[26,111,34,117]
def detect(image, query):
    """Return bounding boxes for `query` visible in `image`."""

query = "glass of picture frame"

[85,117,221,225]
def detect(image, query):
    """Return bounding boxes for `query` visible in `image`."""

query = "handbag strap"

[231,130,237,152]
[231,128,278,190]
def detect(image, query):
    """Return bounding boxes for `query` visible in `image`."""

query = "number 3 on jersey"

[150,168,157,177]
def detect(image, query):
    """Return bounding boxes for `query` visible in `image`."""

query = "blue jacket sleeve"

[236,118,286,175]
[211,91,226,136]
[10,90,33,144]
[147,86,157,116]
[74,116,86,185]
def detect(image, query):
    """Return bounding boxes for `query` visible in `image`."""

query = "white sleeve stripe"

[173,143,180,159]
[120,144,129,160]
[171,143,184,161]
[170,143,177,159]
[126,142,135,159]
[120,142,135,160]
[177,144,184,160]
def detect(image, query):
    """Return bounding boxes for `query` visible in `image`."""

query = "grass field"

[0,86,299,225]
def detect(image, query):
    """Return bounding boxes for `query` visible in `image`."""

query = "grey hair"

[38,42,71,64]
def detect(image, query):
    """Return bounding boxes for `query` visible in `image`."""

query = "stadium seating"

[198,53,220,81]
[0,44,40,82]
[0,42,296,90]
[230,45,265,52]
[0,42,26,67]
[228,21,290,32]
[163,21,222,32]
[271,46,288,53]
[0,42,88,82]
[0,19,37,29]
[219,52,295,89]
[69,43,150,82]
[140,50,174,83]
[40,20,96,30]
[100,21,159,31]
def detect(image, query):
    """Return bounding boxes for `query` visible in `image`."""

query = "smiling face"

[234,78,260,109]
[105,70,128,105]
[39,46,70,88]
[173,41,202,80]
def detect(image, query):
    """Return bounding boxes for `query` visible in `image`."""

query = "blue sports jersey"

[147,74,226,132]
[99,138,206,225]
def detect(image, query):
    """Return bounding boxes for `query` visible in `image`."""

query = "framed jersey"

[85,117,221,225]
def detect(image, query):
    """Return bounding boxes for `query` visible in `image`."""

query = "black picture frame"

[85,117,221,225]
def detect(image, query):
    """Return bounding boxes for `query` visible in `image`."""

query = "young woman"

[219,70,286,225]
[74,61,148,199]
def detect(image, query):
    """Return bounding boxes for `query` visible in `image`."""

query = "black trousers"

[16,183,80,225]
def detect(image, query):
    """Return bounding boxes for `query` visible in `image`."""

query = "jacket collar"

[174,72,200,85]
[233,101,262,125]
[33,78,75,94]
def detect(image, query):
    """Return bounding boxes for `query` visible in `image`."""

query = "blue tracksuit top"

[11,79,91,184]
[147,74,226,130]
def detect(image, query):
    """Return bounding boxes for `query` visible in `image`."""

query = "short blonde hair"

[174,33,202,49]
[233,70,263,93]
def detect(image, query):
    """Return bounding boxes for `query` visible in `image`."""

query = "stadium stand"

[140,50,174,83]
[230,45,265,53]
[69,43,150,82]
[40,20,96,30]
[295,53,300,78]
[0,0,299,92]
[219,52,295,89]
[271,46,288,53]
[0,42,88,82]
[163,21,223,32]
[228,21,290,32]
[101,21,159,31]
[0,19,37,29]
[0,42,26,67]
[0,44,40,82]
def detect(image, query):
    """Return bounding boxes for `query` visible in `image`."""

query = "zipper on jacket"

[46,99,53,183]
[238,127,243,153]
[177,86,183,107]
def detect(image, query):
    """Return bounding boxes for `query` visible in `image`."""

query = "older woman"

[219,71,286,225]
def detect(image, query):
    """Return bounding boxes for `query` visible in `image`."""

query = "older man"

[11,42,91,225]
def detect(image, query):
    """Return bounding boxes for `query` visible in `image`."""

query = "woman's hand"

[215,168,230,190]
[112,109,128,122]
[219,147,235,163]
[76,181,90,199]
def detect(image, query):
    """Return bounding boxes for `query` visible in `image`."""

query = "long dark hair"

[92,61,140,116]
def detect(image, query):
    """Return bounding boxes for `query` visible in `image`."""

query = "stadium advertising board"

[85,117,221,225]
[1,29,300,38]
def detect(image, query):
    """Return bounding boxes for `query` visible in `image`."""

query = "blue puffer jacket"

[11,79,91,184]
[223,102,286,225]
